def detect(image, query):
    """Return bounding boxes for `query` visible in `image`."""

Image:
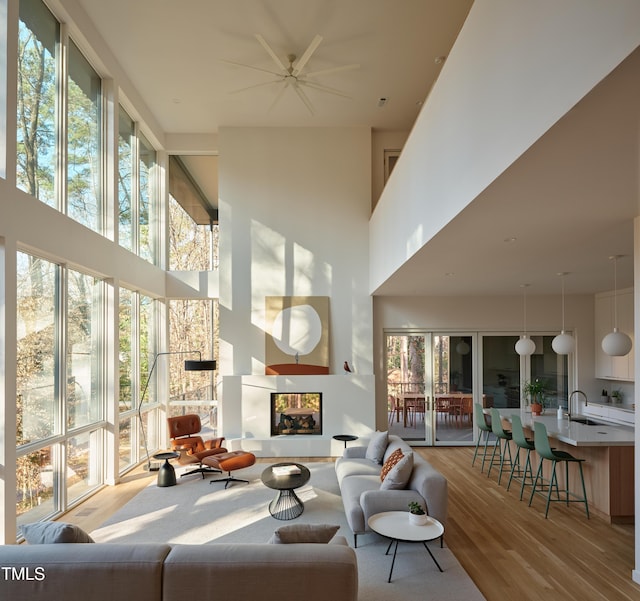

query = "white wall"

[369,0,640,294]
[217,127,375,455]
[223,374,374,456]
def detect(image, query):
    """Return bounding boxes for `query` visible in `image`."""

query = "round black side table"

[333,434,358,449]
[261,463,311,520]
[153,451,179,487]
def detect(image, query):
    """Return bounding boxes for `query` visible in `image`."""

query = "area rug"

[92,462,485,601]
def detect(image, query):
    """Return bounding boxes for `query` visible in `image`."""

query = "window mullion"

[56,23,69,214]
[132,123,141,256]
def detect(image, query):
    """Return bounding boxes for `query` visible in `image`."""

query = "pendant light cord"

[522,284,529,335]
[613,256,619,330]
[561,276,566,331]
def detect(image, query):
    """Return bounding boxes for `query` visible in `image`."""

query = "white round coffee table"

[368,510,445,582]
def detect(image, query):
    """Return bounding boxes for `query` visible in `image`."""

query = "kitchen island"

[492,409,634,523]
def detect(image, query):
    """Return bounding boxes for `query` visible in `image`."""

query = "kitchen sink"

[570,417,600,426]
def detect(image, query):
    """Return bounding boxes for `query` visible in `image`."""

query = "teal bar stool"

[472,403,492,471]
[506,414,536,500]
[528,421,589,519]
[487,408,513,485]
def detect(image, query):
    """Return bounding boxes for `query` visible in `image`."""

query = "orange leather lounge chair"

[167,414,227,478]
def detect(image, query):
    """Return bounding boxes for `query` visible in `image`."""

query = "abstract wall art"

[265,296,330,375]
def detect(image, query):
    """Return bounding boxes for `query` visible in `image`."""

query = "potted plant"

[408,501,428,525]
[523,379,546,415]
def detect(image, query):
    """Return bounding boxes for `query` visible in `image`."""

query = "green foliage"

[408,501,425,515]
[523,379,547,407]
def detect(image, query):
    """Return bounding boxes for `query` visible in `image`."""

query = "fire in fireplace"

[271,392,322,436]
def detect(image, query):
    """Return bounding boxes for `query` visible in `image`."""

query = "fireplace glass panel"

[271,392,322,436]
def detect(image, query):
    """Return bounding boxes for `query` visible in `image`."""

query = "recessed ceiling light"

[445,272,455,277]
[434,56,447,65]
[504,237,517,243]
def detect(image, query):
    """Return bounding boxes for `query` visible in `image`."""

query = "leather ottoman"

[203,450,256,488]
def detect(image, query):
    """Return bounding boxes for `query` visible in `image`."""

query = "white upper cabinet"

[595,288,634,381]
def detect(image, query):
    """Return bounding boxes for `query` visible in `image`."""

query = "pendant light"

[552,272,575,354]
[455,338,470,355]
[601,255,632,356]
[515,284,536,356]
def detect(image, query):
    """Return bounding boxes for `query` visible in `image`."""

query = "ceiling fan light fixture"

[227,34,359,116]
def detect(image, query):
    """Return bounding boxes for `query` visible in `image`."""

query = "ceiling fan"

[224,34,359,115]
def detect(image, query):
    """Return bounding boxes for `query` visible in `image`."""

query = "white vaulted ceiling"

[72,0,638,296]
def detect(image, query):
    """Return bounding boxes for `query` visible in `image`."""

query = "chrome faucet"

[568,390,587,419]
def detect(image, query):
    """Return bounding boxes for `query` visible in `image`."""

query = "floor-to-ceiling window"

[16,0,58,206]
[118,108,134,252]
[8,0,208,539]
[67,41,102,230]
[17,0,103,232]
[138,134,157,264]
[16,252,106,526]
[16,253,60,523]
[118,288,160,475]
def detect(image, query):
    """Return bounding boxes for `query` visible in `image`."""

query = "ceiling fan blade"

[292,34,323,76]
[268,81,290,113]
[299,80,351,99]
[221,59,282,77]
[294,84,315,115]
[305,63,360,78]
[229,79,281,95]
[255,34,287,73]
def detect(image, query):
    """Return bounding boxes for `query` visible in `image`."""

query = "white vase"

[409,512,428,526]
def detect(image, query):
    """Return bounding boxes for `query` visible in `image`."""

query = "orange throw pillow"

[380,448,404,482]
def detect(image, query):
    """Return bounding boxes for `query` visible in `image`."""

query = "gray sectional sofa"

[335,433,448,546]
[0,540,358,601]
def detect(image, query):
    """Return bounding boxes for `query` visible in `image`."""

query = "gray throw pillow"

[21,522,95,544]
[365,430,389,464]
[269,523,340,544]
[380,451,414,490]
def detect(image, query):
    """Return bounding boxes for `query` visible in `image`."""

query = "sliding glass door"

[386,332,474,445]
[386,331,570,447]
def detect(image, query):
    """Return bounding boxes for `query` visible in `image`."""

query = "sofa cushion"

[0,543,170,601]
[269,523,340,544]
[21,521,94,544]
[339,474,383,534]
[380,448,404,481]
[335,457,382,484]
[380,451,413,490]
[365,431,388,464]
[163,543,358,601]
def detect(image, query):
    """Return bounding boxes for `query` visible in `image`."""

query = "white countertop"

[491,409,635,447]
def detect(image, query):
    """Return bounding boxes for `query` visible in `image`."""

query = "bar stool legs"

[506,414,536,500]
[528,421,589,519]
[472,403,492,472]
[487,408,513,485]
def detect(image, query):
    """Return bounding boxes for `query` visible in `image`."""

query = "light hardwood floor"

[60,448,639,601]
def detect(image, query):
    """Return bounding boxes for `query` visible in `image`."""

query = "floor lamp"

[137,351,216,471]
